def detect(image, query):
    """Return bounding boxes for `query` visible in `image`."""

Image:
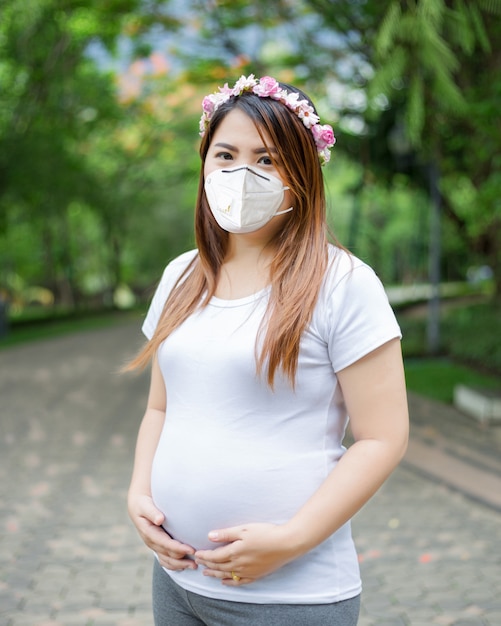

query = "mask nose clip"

[219,165,289,192]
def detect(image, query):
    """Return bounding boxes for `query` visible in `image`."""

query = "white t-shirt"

[142,244,401,604]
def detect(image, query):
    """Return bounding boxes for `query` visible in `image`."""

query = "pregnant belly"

[150,426,326,551]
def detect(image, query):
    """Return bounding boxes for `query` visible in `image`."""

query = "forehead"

[210,108,273,148]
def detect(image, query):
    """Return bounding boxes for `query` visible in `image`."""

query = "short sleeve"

[142,249,198,340]
[320,255,401,373]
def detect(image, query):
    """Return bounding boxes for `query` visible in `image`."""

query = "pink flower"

[253,76,280,98]
[312,124,335,149]
[202,96,216,114]
[218,83,233,95]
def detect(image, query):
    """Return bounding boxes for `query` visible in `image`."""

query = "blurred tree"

[0,0,184,307]
[311,0,501,302]
[438,15,501,300]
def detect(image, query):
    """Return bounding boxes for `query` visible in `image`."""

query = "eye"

[258,155,273,165]
[215,151,233,160]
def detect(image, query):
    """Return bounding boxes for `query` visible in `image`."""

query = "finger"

[164,536,196,557]
[208,527,245,543]
[195,552,233,569]
[195,543,236,564]
[160,532,195,562]
[222,577,252,586]
[195,559,226,571]
[137,498,165,527]
[201,569,251,585]
[201,568,233,580]
[143,524,195,558]
[196,556,232,573]
[158,554,197,572]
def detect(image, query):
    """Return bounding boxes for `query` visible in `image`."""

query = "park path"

[1,320,500,625]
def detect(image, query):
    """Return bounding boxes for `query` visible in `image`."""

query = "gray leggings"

[152,559,360,626]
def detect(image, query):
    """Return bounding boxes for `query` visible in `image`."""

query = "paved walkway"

[1,321,500,626]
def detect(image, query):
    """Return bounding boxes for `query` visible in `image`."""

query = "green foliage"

[375,2,401,57]
[443,303,501,373]
[0,0,199,309]
[325,157,430,284]
[466,2,492,51]
[398,300,501,378]
[479,0,501,14]
[398,315,428,359]
[407,74,425,145]
[371,0,470,147]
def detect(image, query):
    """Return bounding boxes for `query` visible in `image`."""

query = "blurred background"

[1,0,500,401]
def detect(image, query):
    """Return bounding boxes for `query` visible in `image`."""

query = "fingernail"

[208,531,219,539]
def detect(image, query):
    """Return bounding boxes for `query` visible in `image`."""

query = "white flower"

[283,91,300,108]
[232,74,258,94]
[297,104,320,128]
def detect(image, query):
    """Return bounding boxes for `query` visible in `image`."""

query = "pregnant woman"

[126,74,409,626]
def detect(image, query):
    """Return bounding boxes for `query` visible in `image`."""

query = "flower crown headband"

[199,74,336,165]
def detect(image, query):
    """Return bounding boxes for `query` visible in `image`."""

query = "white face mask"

[204,165,293,234]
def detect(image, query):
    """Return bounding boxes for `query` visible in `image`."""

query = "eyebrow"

[213,142,278,154]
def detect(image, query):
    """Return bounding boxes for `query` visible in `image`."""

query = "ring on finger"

[231,571,241,582]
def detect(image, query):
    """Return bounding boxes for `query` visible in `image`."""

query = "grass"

[397,301,501,403]
[404,358,500,404]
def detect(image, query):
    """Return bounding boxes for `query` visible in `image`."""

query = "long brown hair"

[127,84,329,387]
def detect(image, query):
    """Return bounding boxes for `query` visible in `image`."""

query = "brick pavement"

[0,321,500,626]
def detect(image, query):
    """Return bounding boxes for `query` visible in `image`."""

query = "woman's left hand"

[194,522,297,585]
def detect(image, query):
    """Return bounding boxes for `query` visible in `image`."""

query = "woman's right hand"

[128,493,197,571]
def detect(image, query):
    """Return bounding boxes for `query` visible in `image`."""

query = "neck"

[214,233,275,300]
[225,232,275,264]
